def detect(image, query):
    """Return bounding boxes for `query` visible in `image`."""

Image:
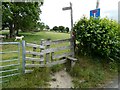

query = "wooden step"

[66,56,77,61]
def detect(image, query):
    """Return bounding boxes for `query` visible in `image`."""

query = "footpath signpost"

[62,2,73,35]
[62,2,75,56]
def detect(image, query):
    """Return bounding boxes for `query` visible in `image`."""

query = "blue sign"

[90,8,100,18]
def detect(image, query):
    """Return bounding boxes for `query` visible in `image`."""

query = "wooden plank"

[43,38,71,45]
[26,63,45,68]
[26,57,44,62]
[53,52,73,59]
[26,43,45,49]
[25,59,67,68]
[26,51,44,56]
[26,46,72,56]
[47,59,67,67]
[42,46,73,54]
[66,56,77,61]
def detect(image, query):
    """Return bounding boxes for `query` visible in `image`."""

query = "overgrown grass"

[69,54,118,88]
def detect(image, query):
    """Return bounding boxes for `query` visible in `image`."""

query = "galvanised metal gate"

[0,42,20,84]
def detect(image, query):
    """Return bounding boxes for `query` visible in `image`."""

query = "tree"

[65,27,69,33]
[58,26,64,32]
[2,1,43,38]
[37,22,46,31]
[52,26,58,32]
[45,25,50,30]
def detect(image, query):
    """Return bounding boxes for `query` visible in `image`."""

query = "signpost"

[90,0,100,18]
[96,0,99,9]
[90,8,100,18]
[62,2,75,57]
[62,2,73,32]
[62,7,71,10]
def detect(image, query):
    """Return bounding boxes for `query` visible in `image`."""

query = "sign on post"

[62,7,71,10]
[90,8,100,18]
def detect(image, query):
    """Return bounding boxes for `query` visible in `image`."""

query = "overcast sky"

[40,0,119,29]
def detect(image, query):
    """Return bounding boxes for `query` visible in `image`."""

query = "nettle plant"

[74,17,120,62]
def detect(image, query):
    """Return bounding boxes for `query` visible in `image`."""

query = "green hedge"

[73,17,120,62]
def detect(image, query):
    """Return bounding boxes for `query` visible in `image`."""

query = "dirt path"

[103,76,119,89]
[49,70,73,88]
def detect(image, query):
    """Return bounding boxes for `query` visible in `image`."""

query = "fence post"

[40,39,45,64]
[22,40,26,74]
[46,38,51,63]
[51,52,54,62]
[32,42,36,64]
[71,38,75,57]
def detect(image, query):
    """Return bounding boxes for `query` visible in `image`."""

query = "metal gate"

[0,42,20,84]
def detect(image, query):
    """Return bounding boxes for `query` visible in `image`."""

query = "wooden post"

[62,2,75,56]
[51,52,54,62]
[32,42,36,64]
[40,39,45,64]
[65,59,71,72]
[22,40,26,74]
[70,2,75,57]
[46,38,51,63]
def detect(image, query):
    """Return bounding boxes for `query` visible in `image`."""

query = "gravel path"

[49,70,73,88]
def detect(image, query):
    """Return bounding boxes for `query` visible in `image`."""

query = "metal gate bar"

[0,42,20,84]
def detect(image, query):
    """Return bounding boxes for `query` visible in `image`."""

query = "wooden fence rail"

[22,38,77,74]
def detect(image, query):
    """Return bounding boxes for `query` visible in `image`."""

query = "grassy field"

[1,31,118,88]
[1,31,70,88]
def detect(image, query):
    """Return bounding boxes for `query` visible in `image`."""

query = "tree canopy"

[2,1,43,38]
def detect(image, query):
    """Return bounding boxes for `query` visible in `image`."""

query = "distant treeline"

[51,26,69,33]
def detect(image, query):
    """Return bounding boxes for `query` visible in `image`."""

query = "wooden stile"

[22,38,77,74]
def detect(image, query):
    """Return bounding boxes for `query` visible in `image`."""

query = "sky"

[40,0,120,29]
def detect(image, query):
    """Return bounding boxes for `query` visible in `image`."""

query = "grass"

[1,31,118,88]
[2,68,51,88]
[69,54,118,88]
[2,31,69,42]
[1,31,70,88]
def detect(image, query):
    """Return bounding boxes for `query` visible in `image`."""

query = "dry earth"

[49,70,73,88]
